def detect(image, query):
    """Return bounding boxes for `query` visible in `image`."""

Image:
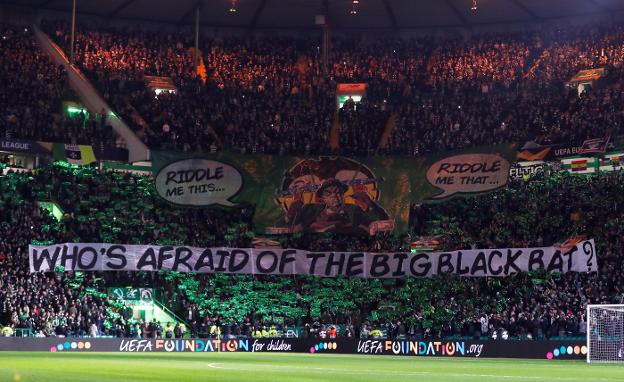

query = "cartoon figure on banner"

[269,157,394,235]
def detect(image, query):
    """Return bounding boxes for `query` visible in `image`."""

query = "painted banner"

[154,158,244,207]
[408,145,516,204]
[423,153,510,198]
[29,240,597,277]
[261,156,410,235]
[152,152,413,235]
[0,337,586,360]
[152,146,516,235]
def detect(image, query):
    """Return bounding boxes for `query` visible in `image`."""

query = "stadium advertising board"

[0,338,586,360]
[152,146,516,236]
[0,138,128,162]
[29,239,598,277]
[0,139,49,155]
[352,339,587,360]
[516,136,614,163]
[516,137,609,161]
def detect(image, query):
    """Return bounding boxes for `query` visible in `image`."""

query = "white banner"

[29,240,598,278]
[154,158,243,207]
[509,161,546,179]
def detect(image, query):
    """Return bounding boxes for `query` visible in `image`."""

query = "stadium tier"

[37,21,624,155]
[0,24,122,149]
[2,1,624,379]
[2,163,623,340]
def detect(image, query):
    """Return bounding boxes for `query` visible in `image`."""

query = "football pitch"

[0,352,622,382]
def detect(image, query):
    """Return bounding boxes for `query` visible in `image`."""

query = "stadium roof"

[11,0,624,30]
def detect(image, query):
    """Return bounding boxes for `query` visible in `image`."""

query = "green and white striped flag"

[599,151,624,172]
[560,156,599,174]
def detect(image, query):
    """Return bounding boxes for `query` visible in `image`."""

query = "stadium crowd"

[42,21,624,156]
[0,163,622,340]
[1,19,624,340]
[4,20,624,156]
[0,24,118,147]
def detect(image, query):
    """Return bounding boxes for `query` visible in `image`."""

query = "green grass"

[0,352,622,382]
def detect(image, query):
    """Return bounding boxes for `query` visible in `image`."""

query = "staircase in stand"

[33,26,150,162]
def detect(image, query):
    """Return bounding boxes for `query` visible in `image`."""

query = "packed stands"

[2,18,624,341]
[43,22,624,156]
[1,164,622,339]
[0,24,118,148]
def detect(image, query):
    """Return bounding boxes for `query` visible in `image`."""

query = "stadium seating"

[43,22,624,155]
[1,164,622,339]
[0,24,118,147]
[2,19,624,341]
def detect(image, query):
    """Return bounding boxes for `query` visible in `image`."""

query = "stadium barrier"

[0,338,586,360]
